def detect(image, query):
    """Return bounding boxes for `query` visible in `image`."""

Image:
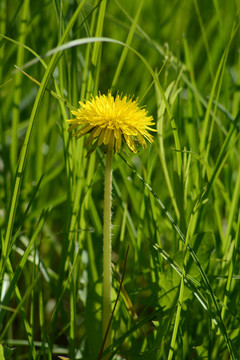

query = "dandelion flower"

[67,92,156,153]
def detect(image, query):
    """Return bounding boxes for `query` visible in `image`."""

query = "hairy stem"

[102,149,113,358]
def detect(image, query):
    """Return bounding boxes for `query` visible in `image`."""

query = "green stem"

[102,149,113,357]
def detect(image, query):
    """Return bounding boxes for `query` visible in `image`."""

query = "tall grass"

[0,0,240,359]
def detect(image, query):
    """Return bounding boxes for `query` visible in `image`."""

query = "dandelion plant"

[67,92,155,357]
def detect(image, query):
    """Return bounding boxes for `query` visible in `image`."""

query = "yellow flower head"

[67,92,156,153]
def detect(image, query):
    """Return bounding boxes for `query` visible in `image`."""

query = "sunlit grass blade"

[200,23,239,160]
[155,80,182,221]
[10,0,30,174]
[111,0,143,89]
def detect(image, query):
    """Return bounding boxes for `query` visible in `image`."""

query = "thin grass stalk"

[204,46,229,167]
[35,245,81,360]
[167,274,185,360]
[199,23,238,158]
[193,0,214,80]
[221,198,240,320]
[167,204,194,360]
[223,158,240,252]
[182,36,203,117]
[80,7,96,101]
[155,80,180,221]
[86,0,107,96]
[10,0,29,174]
[111,0,143,89]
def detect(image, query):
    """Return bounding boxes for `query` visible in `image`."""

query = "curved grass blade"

[11,35,183,177]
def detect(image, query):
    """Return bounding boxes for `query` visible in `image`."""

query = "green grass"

[1,0,240,359]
